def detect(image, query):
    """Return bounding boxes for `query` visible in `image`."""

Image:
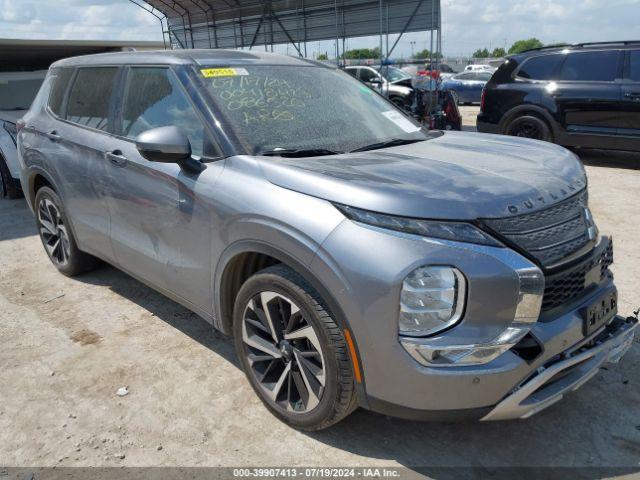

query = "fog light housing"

[401,325,531,367]
[399,266,466,337]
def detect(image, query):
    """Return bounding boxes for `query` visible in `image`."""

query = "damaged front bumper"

[481,315,637,421]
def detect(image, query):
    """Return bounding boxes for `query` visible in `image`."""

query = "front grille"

[482,190,593,268]
[542,240,613,310]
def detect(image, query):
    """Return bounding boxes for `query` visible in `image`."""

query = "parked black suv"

[477,41,640,151]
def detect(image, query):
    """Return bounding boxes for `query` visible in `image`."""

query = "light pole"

[410,41,416,59]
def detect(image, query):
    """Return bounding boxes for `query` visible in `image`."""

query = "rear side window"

[517,55,564,80]
[630,50,640,82]
[120,67,208,157]
[66,67,119,131]
[48,68,74,116]
[345,68,357,78]
[559,51,620,82]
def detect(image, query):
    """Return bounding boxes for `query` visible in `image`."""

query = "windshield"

[199,65,431,154]
[0,74,45,110]
[380,66,411,82]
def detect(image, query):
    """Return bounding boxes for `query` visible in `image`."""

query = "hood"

[0,110,26,124]
[257,131,587,220]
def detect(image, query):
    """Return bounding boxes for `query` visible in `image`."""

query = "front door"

[104,66,223,313]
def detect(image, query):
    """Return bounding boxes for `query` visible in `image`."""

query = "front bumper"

[482,314,637,421]
[312,221,634,419]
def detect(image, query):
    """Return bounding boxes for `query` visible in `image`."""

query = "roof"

[511,40,640,57]
[51,49,329,68]
[139,0,440,50]
[0,38,164,72]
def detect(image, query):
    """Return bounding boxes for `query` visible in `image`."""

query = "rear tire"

[504,114,552,142]
[233,264,356,430]
[34,186,99,276]
[0,155,21,199]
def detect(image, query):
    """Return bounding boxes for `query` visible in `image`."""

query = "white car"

[464,64,496,73]
[0,71,46,198]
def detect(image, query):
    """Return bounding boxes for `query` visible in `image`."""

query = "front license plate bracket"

[581,290,617,336]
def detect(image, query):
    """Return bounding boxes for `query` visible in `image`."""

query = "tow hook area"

[481,314,637,421]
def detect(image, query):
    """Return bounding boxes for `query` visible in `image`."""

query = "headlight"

[335,204,502,246]
[399,266,466,337]
[401,262,544,367]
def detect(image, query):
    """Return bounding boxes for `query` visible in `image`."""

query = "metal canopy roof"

[136,0,440,56]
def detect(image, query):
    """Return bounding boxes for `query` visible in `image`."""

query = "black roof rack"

[519,40,640,54]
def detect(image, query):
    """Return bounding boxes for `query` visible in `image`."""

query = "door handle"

[104,150,128,166]
[45,130,61,142]
[624,92,640,101]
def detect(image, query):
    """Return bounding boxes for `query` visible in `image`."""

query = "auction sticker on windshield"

[381,110,421,133]
[200,67,249,78]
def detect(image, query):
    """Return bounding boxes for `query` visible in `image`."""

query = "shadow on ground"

[578,149,640,170]
[0,197,36,241]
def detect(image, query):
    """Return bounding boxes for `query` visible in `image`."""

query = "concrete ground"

[1,107,639,473]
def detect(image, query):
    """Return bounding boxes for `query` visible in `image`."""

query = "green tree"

[342,48,381,60]
[472,48,490,58]
[317,53,328,60]
[414,49,442,60]
[508,38,543,54]
[491,47,506,58]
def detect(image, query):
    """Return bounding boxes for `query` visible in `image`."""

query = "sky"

[1,0,639,59]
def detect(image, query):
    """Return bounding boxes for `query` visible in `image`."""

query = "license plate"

[581,290,617,336]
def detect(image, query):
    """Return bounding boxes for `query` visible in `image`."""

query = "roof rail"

[520,40,640,54]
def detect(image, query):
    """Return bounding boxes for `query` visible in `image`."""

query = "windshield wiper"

[350,138,425,153]
[259,148,343,158]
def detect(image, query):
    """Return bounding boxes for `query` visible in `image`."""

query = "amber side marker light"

[344,329,362,383]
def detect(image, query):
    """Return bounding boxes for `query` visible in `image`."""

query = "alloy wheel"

[37,198,71,265]
[511,121,543,139]
[241,291,326,413]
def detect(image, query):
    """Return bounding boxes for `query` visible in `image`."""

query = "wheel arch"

[27,167,59,211]
[499,104,559,140]
[214,240,369,406]
[215,241,350,338]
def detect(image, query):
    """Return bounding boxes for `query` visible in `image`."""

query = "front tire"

[233,265,356,430]
[34,186,99,276]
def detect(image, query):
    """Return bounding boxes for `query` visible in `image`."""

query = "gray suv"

[18,50,636,430]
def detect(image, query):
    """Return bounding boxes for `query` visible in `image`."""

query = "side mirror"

[368,77,382,85]
[135,126,191,163]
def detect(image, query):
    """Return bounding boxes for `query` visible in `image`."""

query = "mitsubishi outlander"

[17,50,636,430]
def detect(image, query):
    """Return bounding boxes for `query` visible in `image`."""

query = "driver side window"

[120,67,214,158]
[359,68,380,83]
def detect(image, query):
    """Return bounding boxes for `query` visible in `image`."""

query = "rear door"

[104,65,223,312]
[553,50,624,147]
[619,49,640,149]
[37,67,119,260]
